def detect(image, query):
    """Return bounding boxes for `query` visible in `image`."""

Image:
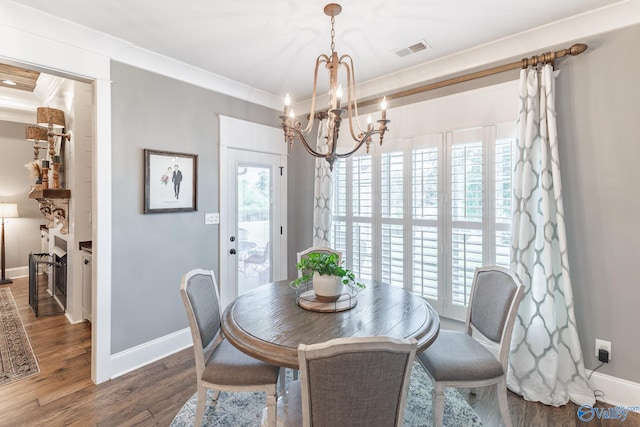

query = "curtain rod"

[357,43,588,108]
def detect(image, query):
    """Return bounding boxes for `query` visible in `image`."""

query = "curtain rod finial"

[570,44,588,56]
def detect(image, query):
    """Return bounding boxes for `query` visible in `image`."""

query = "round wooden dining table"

[221,279,440,369]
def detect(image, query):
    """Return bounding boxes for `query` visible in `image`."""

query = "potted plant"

[290,252,365,302]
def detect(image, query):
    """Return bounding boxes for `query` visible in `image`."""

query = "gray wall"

[556,24,640,382]
[110,62,280,353]
[0,120,45,270]
[286,131,316,279]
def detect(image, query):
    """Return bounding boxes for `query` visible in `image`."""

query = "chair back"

[298,336,417,427]
[296,246,342,278]
[180,269,223,376]
[466,266,524,369]
[246,241,270,265]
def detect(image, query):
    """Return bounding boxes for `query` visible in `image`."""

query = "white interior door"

[219,116,287,309]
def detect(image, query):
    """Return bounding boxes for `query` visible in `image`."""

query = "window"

[330,123,514,320]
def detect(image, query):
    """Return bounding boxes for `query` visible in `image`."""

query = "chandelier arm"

[334,129,382,159]
[340,55,365,140]
[303,54,330,134]
[289,126,330,159]
[340,59,360,142]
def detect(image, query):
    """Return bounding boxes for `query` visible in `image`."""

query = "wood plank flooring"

[1,276,638,426]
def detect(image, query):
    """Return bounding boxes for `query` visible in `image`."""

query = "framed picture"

[144,149,198,213]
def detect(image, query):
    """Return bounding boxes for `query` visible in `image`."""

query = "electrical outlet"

[595,339,611,360]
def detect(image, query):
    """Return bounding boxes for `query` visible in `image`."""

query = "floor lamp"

[0,203,19,285]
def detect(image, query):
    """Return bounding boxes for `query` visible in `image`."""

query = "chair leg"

[195,385,207,427]
[432,382,446,427]
[265,392,277,427]
[496,378,512,427]
[279,369,286,399]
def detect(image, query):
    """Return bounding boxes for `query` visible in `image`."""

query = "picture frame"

[144,149,198,213]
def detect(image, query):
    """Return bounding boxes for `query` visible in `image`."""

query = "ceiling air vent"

[393,40,431,58]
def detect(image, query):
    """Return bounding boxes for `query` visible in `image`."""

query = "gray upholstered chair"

[287,336,417,427]
[416,265,524,427]
[296,246,342,278]
[179,269,280,427]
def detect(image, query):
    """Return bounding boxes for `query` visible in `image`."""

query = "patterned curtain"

[508,64,594,406]
[312,119,332,246]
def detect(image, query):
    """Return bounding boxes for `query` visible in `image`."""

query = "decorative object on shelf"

[40,159,50,189]
[0,203,19,285]
[25,108,72,230]
[52,155,60,189]
[25,125,48,162]
[24,160,42,189]
[291,251,364,302]
[144,149,198,213]
[280,3,390,170]
[36,107,71,190]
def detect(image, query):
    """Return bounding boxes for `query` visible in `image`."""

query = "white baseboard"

[7,266,29,279]
[109,327,192,379]
[587,370,640,412]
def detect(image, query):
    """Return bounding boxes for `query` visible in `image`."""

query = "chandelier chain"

[330,15,336,54]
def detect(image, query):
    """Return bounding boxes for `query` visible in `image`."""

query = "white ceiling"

[1,0,628,106]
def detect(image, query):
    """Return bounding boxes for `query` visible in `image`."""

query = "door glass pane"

[237,165,271,295]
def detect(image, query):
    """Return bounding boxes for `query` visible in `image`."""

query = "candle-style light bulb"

[381,96,387,120]
[289,109,295,125]
[284,93,291,116]
[335,84,342,109]
[367,114,372,125]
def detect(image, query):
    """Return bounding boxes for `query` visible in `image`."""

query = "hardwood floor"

[1,277,195,426]
[1,276,638,426]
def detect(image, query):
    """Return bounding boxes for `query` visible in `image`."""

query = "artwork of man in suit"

[172,165,183,199]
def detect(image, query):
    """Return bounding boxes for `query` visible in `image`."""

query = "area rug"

[0,288,40,386]
[171,361,483,426]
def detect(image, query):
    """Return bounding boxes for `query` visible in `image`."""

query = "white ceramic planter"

[312,272,343,302]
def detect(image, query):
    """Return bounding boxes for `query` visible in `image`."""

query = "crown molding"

[0,1,281,110]
[299,0,640,113]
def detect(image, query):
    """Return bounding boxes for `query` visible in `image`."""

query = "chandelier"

[280,3,390,170]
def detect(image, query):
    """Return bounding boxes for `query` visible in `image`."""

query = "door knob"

[230,248,237,255]
[230,236,236,242]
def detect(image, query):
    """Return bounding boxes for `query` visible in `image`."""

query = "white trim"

[6,266,28,278]
[109,328,192,380]
[93,78,112,384]
[218,115,287,155]
[218,115,288,310]
[0,13,113,385]
[586,370,640,412]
